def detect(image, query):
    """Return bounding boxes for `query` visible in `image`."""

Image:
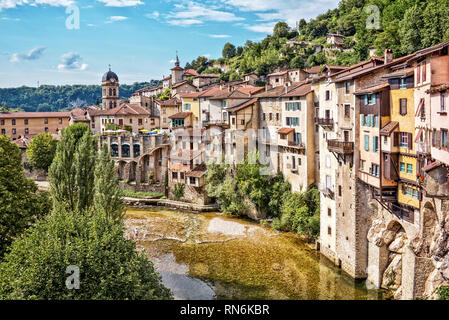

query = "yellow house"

[179,92,201,127]
[382,67,420,209]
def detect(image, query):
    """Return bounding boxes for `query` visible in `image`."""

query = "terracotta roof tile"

[380,121,399,136]
[277,128,295,134]
[168,111,192,119]
[0,111,71,119]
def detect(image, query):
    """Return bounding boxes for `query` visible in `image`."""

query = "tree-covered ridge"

[186,0,449,79]
[0,80,161,112]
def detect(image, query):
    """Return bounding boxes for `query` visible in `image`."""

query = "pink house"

[428,84,449,165]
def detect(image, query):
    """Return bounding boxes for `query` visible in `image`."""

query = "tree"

[93,144,124,221]
[273,21,290,38]
[222,42,237,59]
[48,123,96,213]
[26,133,58,171]
[0,206,172,300]
[0,102,9,112]
[0,135,51,257]
[399,4,424,55]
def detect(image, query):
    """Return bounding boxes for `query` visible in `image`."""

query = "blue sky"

[0,0,339,87]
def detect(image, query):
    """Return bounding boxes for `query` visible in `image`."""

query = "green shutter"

[364,95,368,105]
[373,94,377,105]
[361,114,365,126]
[373,136,378,152]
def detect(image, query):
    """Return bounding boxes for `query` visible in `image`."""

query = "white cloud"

[244,21,276,33]
[209,34,231,38]
[96,0,143,7]
[225,0,340,26]
[167,19,203,27]
[145,11,160,20]
[10,46,46,62]
[0,0,74,11]
[106,16,128,23]
[57,52,88,71]
[166,1,244,27]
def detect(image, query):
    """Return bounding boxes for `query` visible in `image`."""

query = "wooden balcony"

[315,117,334,128]
[327,139,354,154]
[288,140,305,149]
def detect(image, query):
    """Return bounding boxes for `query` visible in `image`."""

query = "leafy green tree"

[222,42,237,59]
[399,4,424,55]
[173,183,185,201]
[290,55,305,69]
[0,135,51,257]
[48,123,96,213]
[0,102,9,112]
[0,207,172,300]
[93,144,124,221]
[267,173,291,217]
[273,21,290,38]
[26,133,58,171]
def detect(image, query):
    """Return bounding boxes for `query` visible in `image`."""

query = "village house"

[155,97,181,129]
[0,111,70,140]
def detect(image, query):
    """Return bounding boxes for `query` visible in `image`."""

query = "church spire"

[175,51,180,67]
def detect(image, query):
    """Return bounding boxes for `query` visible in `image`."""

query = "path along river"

[125,207,384,300]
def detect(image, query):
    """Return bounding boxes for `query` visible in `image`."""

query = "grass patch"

[121,189,164,199]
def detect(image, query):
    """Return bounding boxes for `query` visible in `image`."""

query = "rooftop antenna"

[108,64,111,71]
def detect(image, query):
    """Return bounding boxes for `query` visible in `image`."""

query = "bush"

[0,208,172,300]
[173,183,185,201]
[437,285,449,300]
[26,133,58,171]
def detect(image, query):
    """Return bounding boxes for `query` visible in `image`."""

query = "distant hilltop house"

[286,39,322,54]
[325,33,354,54]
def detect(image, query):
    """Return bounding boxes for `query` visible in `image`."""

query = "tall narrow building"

[102,67,119,110]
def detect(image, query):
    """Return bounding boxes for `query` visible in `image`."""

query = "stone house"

[155,98,181,129]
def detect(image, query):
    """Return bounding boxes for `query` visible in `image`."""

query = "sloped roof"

[281,83,313,97]
[380,121,399,136]
[90,103,150,116]
[178,91,202,98]
[172,80,196,89]
[354,82,389,95]
[184,69,199,76]
[0,111,71,119]
[155,97,181,106]
[225,98,258,112]
[186,163,207,178]
[382,67,414,79]
[277,128,295,134]
[168,112,192,119]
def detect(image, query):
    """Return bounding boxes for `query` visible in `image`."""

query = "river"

[125,207,384,300]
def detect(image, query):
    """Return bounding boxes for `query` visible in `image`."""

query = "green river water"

[125,207,384,300]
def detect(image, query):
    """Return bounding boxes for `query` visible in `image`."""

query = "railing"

[416,141,430,155]
[315,117,334,127]
[288,141,305,148]
[327,139,354,154]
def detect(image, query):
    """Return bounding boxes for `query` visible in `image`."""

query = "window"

[172,172,178,180]
[374,115,379,127]
[400,78,407,89]
[183,103,191,111]
[292,156,296,170]
[12,128,16,135]
[24,119,28,125]
[441,93,447,112]
[400,162,406,173]
[345,82,350,94]
[360,114,365,126]
[1,129,5,135]
[25,128,29,134]
[240,119,245,125]
[441,129,448,149]
[12,119,16,125]
[189,177,196,185]
[407,164,413,175]
[365,94,376,105]
[119,119,124,126]
[0,120,4,125]
[361,160,365,171]
[400,98,407,115]
[44,127,48,132]
[417,64,421,84]
[328,227,331,235]
[364,135,369,151]
[412,189,419,199]
[325,90,330,101]
[344,104,350,117]
[338,185,342,197]
[129,118,133,124]
[400,132,409,148]
[269,113,272,121]
[59,118,62,124]
[138,118,143,125]
[370,164,380,177]
[422,62,427,83]
[44,118,48,124]
[276,113,280,121]
[328,208,332,217]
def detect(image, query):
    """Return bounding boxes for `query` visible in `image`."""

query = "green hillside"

[186,0,449,80]
[0,80,161,112]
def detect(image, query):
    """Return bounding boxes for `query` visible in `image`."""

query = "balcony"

[416,141,431,155]
[327,139,354,154]
[288,140,305,149]
[315,117,334,128]
[320,187,335,199]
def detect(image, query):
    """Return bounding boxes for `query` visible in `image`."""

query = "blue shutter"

[373,94,377,105]
[364,95,368,105]
[373,136,378,152]
[361,114,364,126]
[298,102,302,111]
[365,135,369,151]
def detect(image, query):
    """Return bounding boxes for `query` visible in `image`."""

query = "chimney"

[384,49,393,64]
[369,46,376,58]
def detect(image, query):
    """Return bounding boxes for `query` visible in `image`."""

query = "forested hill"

[185,0,449,81]
[0,80,161,112]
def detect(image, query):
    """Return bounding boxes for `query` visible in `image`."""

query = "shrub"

[173,183,185,201]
